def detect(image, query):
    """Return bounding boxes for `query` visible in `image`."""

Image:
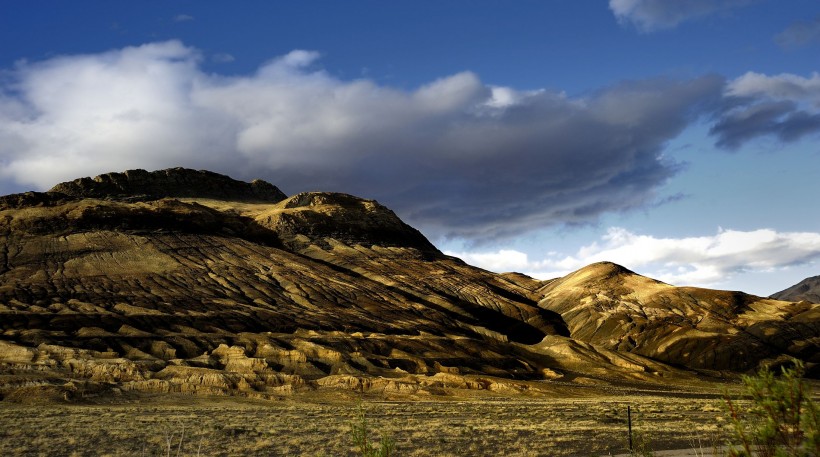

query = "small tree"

[350,402,395,457]
[724,359,819,457]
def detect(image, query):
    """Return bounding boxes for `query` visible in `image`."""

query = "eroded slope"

[0,168,817,402]
[536,262,820,372]
[0,169,580,400]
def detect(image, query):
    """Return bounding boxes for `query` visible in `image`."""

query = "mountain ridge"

[0,168,817,402]
[49,168,287,203]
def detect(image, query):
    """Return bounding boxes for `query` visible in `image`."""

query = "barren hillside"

[0,168,817,402]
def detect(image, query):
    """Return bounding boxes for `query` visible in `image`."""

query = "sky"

[1,0,819,295]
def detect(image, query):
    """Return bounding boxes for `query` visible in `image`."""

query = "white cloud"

[0,41,215,184]
[483,86,546,109]
[727,72,820,106]
[174,14,194,22]
[0,41,725,240]
[275,50,321,69]
[609,0,755,32]
[448,227,820,288]
[446,249,534,273]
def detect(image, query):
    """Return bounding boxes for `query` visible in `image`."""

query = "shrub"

[723,359,819,457]
[350,403,395,457]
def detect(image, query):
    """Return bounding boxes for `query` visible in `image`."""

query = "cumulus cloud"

[0,42,230,185]
[711,71,820,148]
[775,16,820,48]
[0,41,726,240]
[448,227,820,288]
[610,0,755,32]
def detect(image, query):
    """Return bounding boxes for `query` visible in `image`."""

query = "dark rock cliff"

[49,168,287,203]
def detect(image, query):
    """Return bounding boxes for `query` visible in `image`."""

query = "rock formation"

[48,168,286,203]
[0,168,817,401]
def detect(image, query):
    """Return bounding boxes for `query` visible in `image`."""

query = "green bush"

[350,403,395,457]
[723,359,819,457]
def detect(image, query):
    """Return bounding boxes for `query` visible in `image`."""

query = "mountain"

[771,275,820,304]
[0,168,818,402]
[537,262,818,372]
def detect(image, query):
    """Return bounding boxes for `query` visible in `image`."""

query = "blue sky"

[1,0,819,295]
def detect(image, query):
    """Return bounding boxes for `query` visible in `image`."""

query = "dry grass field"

[0,391,736,457]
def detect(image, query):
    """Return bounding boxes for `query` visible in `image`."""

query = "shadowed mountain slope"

[771,275,820,304]
[0,168,818,401]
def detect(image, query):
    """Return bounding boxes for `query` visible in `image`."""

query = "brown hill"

[771,275,820,304]
[537,262,819,372]
[0,168,817,401]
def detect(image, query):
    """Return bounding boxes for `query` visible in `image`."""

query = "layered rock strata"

[0,168,817,401]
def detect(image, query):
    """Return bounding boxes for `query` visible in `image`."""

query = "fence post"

[627,405,633,452]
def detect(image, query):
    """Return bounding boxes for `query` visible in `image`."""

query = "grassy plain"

[0,390,736,457]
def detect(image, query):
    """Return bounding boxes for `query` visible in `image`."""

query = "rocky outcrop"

[259,191,440,254]
[49,168,286,203]
[771,275,820,304]
[0,192,78,211]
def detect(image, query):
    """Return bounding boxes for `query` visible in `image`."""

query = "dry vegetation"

[0,392,737,457]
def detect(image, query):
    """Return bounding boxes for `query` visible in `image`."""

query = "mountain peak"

[771,275,820,303]
[48,167,287,203]
[260,191,441,254]
[577,261,634,275]
[281,191,378,209]
[541,261,663,293]
[567,261,637,281]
